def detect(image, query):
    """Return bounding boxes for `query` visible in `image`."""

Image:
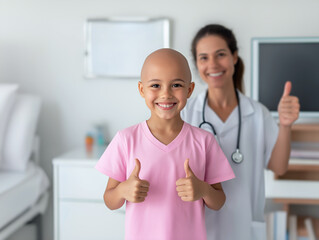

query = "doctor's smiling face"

[138,49,194,122]
[195,35,238,90]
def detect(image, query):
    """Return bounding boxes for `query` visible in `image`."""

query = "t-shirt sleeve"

[204,136,235,185]
[263,107,279,168]
[95,132,127,182]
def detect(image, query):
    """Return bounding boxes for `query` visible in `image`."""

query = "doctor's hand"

[176,159,204,202]
[277,81,300,127]
[120,158,150,203]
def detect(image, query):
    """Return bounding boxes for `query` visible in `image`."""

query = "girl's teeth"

[158,104,174,108]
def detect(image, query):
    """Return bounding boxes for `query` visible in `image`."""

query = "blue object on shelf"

[95,125,105,147]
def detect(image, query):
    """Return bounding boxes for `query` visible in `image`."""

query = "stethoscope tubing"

[199,89,242,163]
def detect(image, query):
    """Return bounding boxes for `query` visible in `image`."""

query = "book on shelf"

[289,215,298,240]
[266,212,274,240]
[304,218,317,240]
[266,211,287,240]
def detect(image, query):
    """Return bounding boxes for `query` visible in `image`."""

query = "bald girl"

[138,48,195,127]
[140,48,192,84]
[97,47,232,240]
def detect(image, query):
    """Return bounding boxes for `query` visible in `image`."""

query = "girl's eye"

[151,84,160,88]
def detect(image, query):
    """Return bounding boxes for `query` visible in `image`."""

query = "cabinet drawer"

[58,165,108,200]
[59,201,125,240]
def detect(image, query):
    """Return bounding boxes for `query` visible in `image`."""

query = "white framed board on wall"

[84,17,170,79]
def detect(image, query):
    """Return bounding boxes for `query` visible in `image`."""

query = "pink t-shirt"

[95,121,235,240]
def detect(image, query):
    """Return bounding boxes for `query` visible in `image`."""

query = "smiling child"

[95,48,235,240]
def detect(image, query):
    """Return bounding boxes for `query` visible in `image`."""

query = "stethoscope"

[199,90,243,164]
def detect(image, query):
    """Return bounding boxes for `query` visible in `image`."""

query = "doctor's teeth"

[209,72,223,77]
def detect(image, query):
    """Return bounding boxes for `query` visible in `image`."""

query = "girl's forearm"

[200,181,226,210]
[104,182,126,210]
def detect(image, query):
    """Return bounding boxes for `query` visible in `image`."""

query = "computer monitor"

[251,37,319,123]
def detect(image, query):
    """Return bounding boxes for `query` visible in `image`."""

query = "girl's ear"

[138,81,145,98]
[187,82,195,98]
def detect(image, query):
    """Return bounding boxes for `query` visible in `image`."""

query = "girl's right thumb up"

[131,158,141,179]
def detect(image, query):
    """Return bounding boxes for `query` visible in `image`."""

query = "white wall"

[1,0,319,239]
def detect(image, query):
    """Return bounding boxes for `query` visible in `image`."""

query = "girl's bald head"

[141,48,192,83]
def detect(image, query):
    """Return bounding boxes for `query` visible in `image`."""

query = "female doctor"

[181,24,300,240]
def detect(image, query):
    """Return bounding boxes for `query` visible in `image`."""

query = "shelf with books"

[265,213,319,240]
[266,124,319,240]
[267,124,319,203]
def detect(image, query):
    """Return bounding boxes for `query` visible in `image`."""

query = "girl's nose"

[160,86,173,98]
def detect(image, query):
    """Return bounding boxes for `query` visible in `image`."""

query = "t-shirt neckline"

[141,120,189,152]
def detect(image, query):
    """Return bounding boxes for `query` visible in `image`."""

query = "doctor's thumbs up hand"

[176,159,204,202]
[121,158,150,203]
[277,81,300,127]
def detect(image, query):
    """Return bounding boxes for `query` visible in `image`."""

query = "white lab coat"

[181,90,279,240]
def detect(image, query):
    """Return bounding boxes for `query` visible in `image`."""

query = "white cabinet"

[53,148,125,240]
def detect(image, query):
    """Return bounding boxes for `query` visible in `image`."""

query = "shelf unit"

[265,124,319,237]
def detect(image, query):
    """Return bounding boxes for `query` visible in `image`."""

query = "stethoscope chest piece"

[231,149,243,164]
[200,89,244,164]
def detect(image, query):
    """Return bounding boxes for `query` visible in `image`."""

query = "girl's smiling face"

[139,49,194,121]
[195,35,238,90]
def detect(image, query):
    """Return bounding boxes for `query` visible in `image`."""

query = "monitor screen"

[251,37,319,120]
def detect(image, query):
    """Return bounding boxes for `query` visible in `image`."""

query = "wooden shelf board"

[291,124,319,142]
[292,124,319,131]
[288,164,319,171]
[277,173,319,181]
[274,198,319,205]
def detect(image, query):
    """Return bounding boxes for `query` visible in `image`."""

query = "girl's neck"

[146,116,184,145]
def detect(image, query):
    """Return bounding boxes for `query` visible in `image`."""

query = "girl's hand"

[120,158,150,203]
[176,159,204,201]
[278,81,300,127]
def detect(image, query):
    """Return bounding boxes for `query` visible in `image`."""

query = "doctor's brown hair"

[191,24,245,93]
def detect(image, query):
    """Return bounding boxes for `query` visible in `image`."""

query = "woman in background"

[181,24,300,240]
